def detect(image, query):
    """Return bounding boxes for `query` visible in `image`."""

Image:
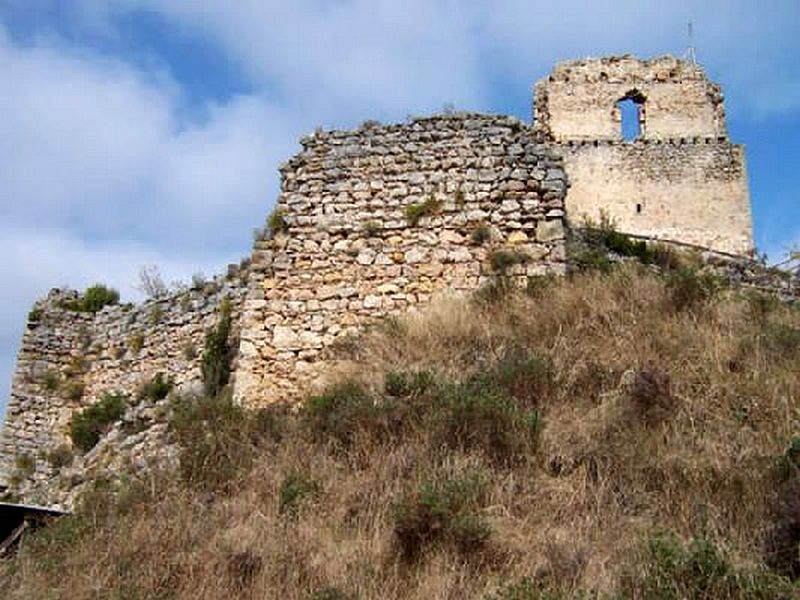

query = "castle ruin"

[0,56,762,504]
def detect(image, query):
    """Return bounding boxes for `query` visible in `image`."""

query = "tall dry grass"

[2,266,799,599]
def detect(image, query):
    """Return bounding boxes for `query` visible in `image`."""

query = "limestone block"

[536,220,565,242]
[272,326,299,350]
[507,231,529,244]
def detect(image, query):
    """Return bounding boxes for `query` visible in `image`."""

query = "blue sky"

[0,0,799,417]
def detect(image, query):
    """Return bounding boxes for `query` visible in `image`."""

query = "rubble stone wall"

[234,114,568,406]
[533,55,727,141]
[0,273,248,490]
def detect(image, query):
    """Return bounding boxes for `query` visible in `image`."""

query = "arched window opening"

[617,91,646,141]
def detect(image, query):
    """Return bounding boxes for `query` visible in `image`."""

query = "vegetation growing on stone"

[135,372,173,402]
[405,195,442,226]
[267,207,289,235]
[59,283,120,313]
[470,223,491,245]
[69,391,128,452]
[201,297,233,397]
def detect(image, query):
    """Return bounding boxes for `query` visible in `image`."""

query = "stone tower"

[533,55,753,256]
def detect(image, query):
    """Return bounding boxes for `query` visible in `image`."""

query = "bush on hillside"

[393,471,490,560]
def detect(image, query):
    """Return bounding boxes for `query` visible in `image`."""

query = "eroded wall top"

[533,55,727,141]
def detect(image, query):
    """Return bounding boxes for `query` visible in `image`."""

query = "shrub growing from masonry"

[61,378,85,402]
[201,297,233,397]
[470,223,491,246]
[60,284,120,313]
[70,392,128,452]
[46,444,74,470]
[405,196,442,226]
[267,208,289,236]
[136,372,174,402]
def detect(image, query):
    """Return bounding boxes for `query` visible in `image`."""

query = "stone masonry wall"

[533,55,727,141]
[560,139,752,255]
[533,55,753,256]
[0,270,248,492]
[234,114,568,406]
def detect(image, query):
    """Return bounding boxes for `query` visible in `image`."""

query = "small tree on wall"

[202,297,233,397]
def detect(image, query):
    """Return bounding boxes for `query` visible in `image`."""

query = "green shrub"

[148,305,164,326]
[127,333,144,353]
[384,369,435,397]
[486,577,567,600]
[70,392,128,452]
[136,372,173,402]
[571,246,613,273]
[28,307,43,323]
[267,208,289,235]
[182,339,197,361]
[201,298,233,397]
[363,220,382,237]
[622,531,795,599]
[489,250,530,274]
[278,472,321,515]
[665,267,720,312]
[405,196,442,226]
[492,348,552,406]
[61,284,120,313]
[310,587,352,600]
[471,223,491,246]
[525,274,558,299]
[762,323,800,358]
[746,290,781,322]
[392,471,490,560]
[47,445,74,470]
[62,379,85,401]
[169,393,254,493]
[41,369,61,392]
[303,381,395,446]
[436,377,541,464]
[779,438,800,479]
[14,453,36,477]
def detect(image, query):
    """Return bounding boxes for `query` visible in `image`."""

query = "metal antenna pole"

[685,21,698,65]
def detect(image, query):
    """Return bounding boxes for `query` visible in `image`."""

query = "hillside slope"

[1,266,799,599]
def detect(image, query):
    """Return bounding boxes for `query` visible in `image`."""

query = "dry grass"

[2,266,799,599]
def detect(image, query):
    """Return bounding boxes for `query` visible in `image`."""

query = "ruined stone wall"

[0,272,248,492]
[534,55,753,256]
[560,139,752,255]
[234,114,568,406]
[533,55,726,141]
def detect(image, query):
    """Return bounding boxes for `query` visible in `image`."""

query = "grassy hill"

[1,265,799,599]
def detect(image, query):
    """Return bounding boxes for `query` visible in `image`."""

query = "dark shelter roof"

[0,502,68,554]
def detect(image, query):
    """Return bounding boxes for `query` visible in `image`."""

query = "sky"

[0,0,799,418]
